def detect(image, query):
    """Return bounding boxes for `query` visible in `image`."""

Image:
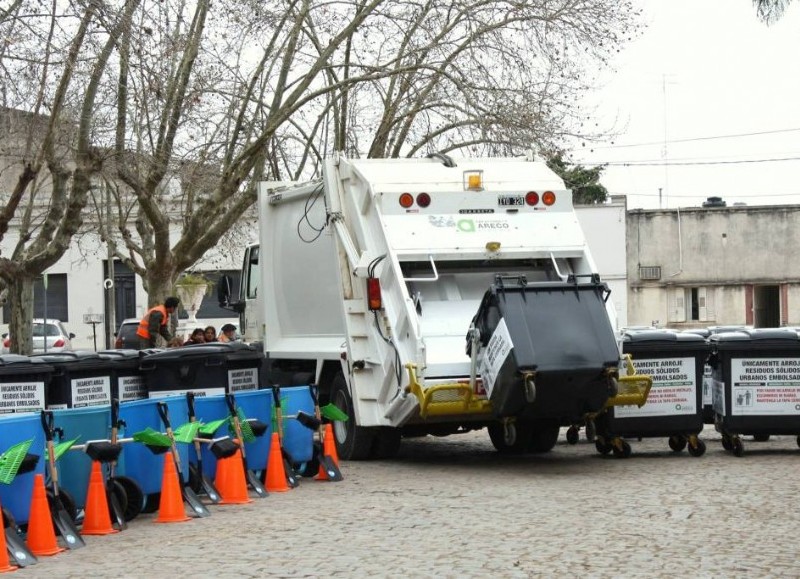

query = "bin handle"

[402,254,439,283]
[157,401,171,429]
[549,253,568,282]
[186,392,196,419]
[41,410,55,442]
[225,393,237,416]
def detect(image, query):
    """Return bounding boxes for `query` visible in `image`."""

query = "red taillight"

[399,193,414,208]
[2,338,9,348]
[367,277,382,311]
[52,338,65,348]
[542,191,556,206]
[416,193,431,208]
[115,338,123,348]
[525,191,539,206]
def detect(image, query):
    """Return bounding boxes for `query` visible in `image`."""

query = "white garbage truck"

[221,153,635,460]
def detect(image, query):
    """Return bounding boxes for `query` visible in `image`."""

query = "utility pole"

[106,183,116,349]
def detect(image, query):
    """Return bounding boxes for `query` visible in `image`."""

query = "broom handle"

[225,394,248,460]
[41,410,61,495]
[157,402,184,475]
[186,392,205,460]
[271,386,284,443]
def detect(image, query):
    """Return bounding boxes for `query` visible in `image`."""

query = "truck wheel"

[371,427,402,459]
[331,372,376,460]
[527,423,560,453]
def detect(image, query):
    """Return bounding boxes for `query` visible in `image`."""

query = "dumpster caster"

[523,374,536,403]
[566,426,579,445]
[584,420,596,442]
[753,434,770,442]
[721,434,732,452]
[731,436,745,457]
[796,435,800,449]
[594,437,613,455]
[611,438,632,459]
[687,437,706,458]
[668,435,687,453]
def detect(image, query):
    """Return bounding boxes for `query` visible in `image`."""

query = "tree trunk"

[8,276,35,356]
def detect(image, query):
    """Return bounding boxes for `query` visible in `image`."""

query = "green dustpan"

[321,403,349,422]
[53,438,79,461]
[172,421,201,444]
[198,417,229,437]
[132,427,172,447]
[0,439,33,485]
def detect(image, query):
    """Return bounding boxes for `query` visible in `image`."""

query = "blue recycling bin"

[0,412,45,525]
[52,405,112,509]
[119,397,190,495]
[193,390,273,479]
[279,386,314,464]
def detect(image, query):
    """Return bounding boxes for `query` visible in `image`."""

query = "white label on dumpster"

[71,375,111,408]
[148,387,225,399]
[615,357,696,417]
[119,375,147,402]
[730,358,800,416]
[0,381,45,413]
[228,368,258,392]
[478,318,513,398]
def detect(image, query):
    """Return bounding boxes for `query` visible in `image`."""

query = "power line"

[571,127,800,150]
[592,155,800,167]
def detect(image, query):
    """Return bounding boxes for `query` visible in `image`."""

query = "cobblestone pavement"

[14,428,800,578]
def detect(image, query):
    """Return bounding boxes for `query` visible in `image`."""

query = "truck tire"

[331,372,376,460]
[527,422,560,453]
[371,427,402,459]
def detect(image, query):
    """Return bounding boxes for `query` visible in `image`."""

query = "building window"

[668,286,714,323]
[2,274,69,323]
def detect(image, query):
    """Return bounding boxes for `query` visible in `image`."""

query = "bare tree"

[0,0,141,354]
[754,0,793,23]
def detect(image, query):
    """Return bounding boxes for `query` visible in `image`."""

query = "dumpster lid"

[32,351,103,362]
[623,329,706,343]
[142,342,261,363]
[97,349,143,361]
[0,354,53,367]
[709,328,800,343]
[682,328,710,338]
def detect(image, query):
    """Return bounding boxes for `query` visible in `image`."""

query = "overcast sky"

[567,0,800,210]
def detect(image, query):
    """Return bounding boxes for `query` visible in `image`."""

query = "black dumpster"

[469,275,620,423]
[0,354,53,413]
[595,329,709,457]
[98,349,148,402]
[140,342,264,398]
[31,351,113,409]
[682,329,715,424]
[710,328,800,456]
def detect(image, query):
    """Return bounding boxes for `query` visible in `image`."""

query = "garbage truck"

[220,153,645,460]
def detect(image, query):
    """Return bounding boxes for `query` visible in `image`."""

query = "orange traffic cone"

[26,474,64,556]
[215,444,252,504]
[317,423,341,481]
[82,462,118,535]
[0,497,17,573]
[264,432,289,492]
[155,453,190,524]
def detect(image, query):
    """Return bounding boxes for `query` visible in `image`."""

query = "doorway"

[104,260,137,347]
[753,285,780,328]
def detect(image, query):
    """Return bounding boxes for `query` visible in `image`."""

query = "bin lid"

[709,328,800,343]
[30,350,111,372]
[0,354,54,371]
[682,328,711,338]
[623,329,706,343]
[141,342,262,365]
[97,349,143,361]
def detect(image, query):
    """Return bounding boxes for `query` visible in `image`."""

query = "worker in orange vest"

[137,296,180,349]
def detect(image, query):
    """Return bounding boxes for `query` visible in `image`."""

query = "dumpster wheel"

[611,437,631,459]
[566,426,580,445]
[687,435,706,458]
[594,436,613,455]
[731,436,745,457]
[796,435,800,449]
[668,435,687,453]
[721,434,732,452]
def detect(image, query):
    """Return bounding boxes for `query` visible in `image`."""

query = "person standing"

[137,296,180,349]
[218,323,236,343]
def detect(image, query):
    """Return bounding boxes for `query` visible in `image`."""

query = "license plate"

[498,195,524,207]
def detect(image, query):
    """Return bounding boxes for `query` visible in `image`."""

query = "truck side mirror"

[218,274,232,307]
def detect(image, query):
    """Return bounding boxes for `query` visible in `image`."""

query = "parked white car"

[2,318,75,354]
